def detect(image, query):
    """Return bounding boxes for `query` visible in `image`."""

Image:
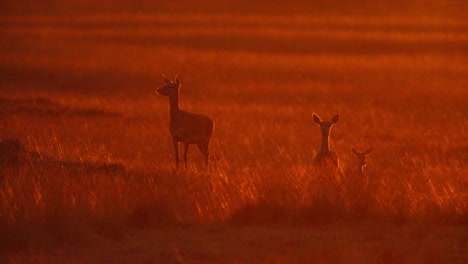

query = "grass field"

[1,1,467,263]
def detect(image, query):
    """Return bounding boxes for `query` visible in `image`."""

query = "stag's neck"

[319,134,331,154]
[169,95,180,118]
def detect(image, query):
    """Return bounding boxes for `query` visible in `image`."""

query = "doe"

[313,113,340,169]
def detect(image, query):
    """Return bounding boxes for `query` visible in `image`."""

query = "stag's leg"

[184,143,189,170]
[172,138,179,169]
[197,141,209,166]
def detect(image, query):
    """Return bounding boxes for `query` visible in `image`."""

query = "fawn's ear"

[163,74,172,84]
[331,114,339,124]
[364,148,373,155]
[313,113,322,124]
[175,76,180,87]
[352,147,358,155]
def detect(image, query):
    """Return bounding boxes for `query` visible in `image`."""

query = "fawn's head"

[313,113,339,137]
[157,75,180,97]
[352,147,372,167]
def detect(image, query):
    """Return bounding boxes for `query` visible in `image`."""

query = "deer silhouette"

[313,113,340,170]
[349,147,373,188]
[351,147,373,177]
[345,147,374,210]
[156,75,214,169]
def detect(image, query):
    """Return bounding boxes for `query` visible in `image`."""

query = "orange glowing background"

[0,1,467,262]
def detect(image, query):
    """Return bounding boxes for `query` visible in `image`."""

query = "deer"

[156,75,214,170]
[312,113,344,200]
[351,147,372,177]
[345,147,373,210]
[313,113,340,169]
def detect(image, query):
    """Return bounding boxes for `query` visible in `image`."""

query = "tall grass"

[0,7,467,259]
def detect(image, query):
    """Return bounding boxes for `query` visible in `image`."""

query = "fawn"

[349,147,373,187]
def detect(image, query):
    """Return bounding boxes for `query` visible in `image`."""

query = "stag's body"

[157,75,214,169]
[313,113,340,169]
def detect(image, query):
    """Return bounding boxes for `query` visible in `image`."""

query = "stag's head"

[157,75,180,97]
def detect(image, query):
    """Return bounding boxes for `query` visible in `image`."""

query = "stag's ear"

[331,114,339,124]
[313,113,322,124]
[163,74,172,84]
[175,76,180,87]
[364,148,373,155]
[352,147,358,155]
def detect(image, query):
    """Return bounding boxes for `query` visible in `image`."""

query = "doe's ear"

[331,114,339,124]
[313,113,322,124]
[175,76,180,87]
[352,147,358,155]
[364,148,373,155]
[163,74,172,84]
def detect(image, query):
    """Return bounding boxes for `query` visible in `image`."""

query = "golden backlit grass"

[0,8,467,263]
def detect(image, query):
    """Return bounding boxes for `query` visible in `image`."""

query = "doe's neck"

[319,133,331,153]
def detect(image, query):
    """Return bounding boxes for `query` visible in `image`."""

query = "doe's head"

[156,75,181,97]
[352,147,373,167]
[313,113,339,136]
